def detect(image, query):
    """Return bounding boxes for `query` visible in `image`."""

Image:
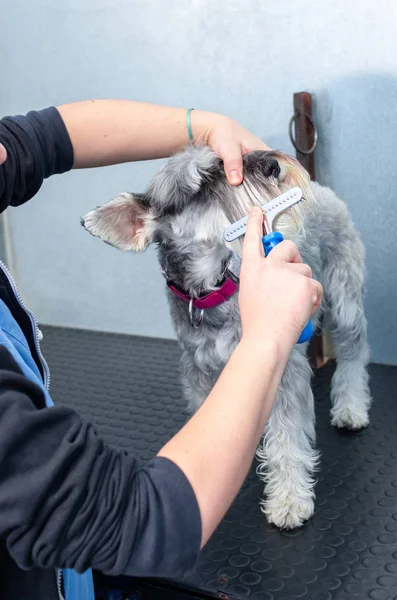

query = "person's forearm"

[158,337,290,547]
[57,100,218,169]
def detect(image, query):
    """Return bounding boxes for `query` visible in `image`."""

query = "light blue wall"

[1,0,397,363]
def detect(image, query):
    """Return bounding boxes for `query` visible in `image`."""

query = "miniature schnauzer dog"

[82,146,371,529]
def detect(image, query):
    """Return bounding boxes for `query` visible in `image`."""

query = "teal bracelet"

[186,108,194,142]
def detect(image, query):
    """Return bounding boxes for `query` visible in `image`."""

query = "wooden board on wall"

[291,92,334,368]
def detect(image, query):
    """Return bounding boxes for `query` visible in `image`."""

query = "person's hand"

[239,207,323,353]
[0,143,7,165]
[192,111,270,186]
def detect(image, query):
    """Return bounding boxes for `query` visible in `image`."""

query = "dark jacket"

[0,107,201,600]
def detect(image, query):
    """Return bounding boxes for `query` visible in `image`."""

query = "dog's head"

[82,147,313,297]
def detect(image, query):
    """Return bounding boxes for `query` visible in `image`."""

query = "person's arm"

[0,107,74,211]
[159,207,323,545]
[159,338,286,546]
[0,100,268,213]
[57,100,269,183]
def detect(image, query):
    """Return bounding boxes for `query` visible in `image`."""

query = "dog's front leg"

[257,348,318,529]
[180,348,222,414]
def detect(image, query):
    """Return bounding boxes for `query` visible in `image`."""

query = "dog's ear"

[81,193,155,252]
[147,145,220,214]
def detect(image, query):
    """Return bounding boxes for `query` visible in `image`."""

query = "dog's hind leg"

[257,348,319,529]
[322,227,371,430]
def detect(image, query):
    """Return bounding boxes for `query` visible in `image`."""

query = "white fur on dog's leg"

[262,494,315,530]
[180,349,222,414]
[259,457,317,530]
[330,401,369,430]
[330,355,371,431]
[257,349,318,530]
[321,231,372,433]
[329,349,371,431]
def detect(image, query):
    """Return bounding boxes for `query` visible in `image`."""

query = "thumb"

[220,143,243,185]
[242,207,264,262]
[0,144,7,165]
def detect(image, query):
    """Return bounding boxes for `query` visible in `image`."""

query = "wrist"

[238,331,294,371]
[190,110,230,146]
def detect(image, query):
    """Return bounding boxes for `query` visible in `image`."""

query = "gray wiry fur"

[82,145,371,529]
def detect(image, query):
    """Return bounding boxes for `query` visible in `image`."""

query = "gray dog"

[82,146,371,529]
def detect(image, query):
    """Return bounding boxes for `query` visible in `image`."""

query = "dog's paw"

[262,496,314,530]
[331,406,369,430]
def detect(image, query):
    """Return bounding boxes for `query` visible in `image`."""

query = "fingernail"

[229,170,241,185]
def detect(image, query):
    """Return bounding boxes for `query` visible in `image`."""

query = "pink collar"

[161,267,238,310]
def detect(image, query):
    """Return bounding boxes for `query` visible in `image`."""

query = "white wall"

[1,0,397,363]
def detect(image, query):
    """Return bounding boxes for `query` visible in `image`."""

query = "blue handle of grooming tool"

[262,231,313,345]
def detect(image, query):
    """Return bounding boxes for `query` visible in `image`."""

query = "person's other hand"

[0,144,7,165]
[192,112,270,185]
[239,207,323,353]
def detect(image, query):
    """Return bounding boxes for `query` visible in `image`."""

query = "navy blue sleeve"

[0,346,201,578]
[0,107,73,213]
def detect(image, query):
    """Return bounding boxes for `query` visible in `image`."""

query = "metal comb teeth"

[223,187,303,242]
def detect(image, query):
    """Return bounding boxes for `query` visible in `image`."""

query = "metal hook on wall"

[289,111,318,155]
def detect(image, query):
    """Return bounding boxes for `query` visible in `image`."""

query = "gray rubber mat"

[41,325,397,600]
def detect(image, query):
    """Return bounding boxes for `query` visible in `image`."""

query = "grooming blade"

[223,187,303,242]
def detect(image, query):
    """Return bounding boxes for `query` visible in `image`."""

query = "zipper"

[0,262,65,597]
[0,261,50,390]
[57,569,65,600]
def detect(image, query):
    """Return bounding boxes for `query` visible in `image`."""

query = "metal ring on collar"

[288,112,318,155]
[189,299,204,328]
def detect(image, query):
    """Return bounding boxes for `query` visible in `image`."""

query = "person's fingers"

[285,262,313,278]
[218,142,244,185]
[267,239,302,264]
[0,143,7,165]
[242,207,264,261]
[310,280,323,316]
[240,142,251,156]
